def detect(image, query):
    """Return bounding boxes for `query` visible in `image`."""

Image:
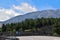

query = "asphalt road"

[16,36,60,40]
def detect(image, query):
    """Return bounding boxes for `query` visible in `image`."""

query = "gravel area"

[16,36,60,40]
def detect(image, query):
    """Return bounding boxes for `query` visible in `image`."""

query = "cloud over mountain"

[13,2,37,13]
[0,2,37,21]
[0,8,20,21]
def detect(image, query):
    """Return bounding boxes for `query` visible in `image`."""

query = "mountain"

[0,9,60,27]
[3,9,60,24]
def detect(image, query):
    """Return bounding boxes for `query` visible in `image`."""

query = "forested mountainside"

[0,10,60,36]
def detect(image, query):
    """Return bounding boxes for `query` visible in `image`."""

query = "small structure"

[16,31,21,36]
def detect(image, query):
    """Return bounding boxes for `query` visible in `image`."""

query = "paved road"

[16,36,60,40]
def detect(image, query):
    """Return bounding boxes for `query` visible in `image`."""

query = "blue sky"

[0,0,60,21]
[0,0,60,9]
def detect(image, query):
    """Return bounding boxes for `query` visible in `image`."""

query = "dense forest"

[1,18,60,36]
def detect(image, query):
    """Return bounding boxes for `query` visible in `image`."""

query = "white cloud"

[0,8,20,21]
[0,2,37,21]
[13,2,37,14]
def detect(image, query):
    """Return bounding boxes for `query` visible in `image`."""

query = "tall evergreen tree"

[2,24,6,32]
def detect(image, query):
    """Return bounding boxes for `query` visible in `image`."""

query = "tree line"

[1,18,60,36]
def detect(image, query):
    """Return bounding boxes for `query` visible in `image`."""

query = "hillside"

[3,9,60,24]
